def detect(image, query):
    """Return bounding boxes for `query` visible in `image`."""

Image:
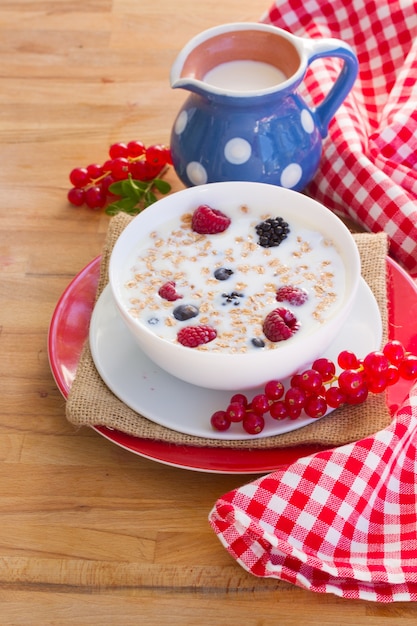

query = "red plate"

[48,256,417,473]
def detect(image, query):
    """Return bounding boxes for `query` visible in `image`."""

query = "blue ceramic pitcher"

[170,22,358,191]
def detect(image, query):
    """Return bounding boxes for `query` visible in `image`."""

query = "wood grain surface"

[1,1,417,624]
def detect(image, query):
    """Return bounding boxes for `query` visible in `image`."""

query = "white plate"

[89,278,382,441]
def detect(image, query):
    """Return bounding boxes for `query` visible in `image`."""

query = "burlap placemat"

[66,213,391,448]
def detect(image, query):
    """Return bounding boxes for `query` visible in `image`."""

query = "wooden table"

[2,1,417,623]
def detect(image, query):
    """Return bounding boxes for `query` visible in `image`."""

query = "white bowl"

[109,182,361,390]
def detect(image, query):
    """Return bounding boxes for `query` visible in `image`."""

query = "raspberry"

[177,325,217,347]
[262,307,300,342]
[158,281,182,301]
[275,285,308,306]
[191,204,231,234]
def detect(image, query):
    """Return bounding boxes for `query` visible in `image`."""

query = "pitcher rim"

[170,21,308,99]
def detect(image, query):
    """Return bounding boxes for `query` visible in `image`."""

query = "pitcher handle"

[304,38,358,137]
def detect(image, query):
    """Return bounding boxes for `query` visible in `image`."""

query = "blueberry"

[251,337,265,348]
[214,267,234,281]
[221,292,244,305]
[173,304,199,321]
[147,317,159,325]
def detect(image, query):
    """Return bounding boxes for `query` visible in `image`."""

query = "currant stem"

[88,170,111,187]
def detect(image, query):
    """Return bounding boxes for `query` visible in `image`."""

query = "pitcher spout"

[169,32,212,97]
[170,67,209,98]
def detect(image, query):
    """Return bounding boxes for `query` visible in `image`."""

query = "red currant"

[85,185,106,209]
[130,160,162,181]
[142,161,164,180]
[386,364,400,386]
[230,393,248,407]
[345,386,369,405]
[100,174,116,195]
[325,386,346,408]
[210,410,231,432]
[269,400,288,420]
[109,142,128,159]
[164,147,173,165]
[285,387,306,411]
[146,144,169,166]
[363,351,389,376]
[298,369,323,394]
[67,187,85,206]
[86,163,104,179]
[366,376,388,394]
[338,350,359,370]
[311,357,336,381]
[127,140,146,158]
[128,160,148,180]
[225,402,246,423]
[264,380,285,401]
[383,340,406,365]
[69,167,89,188]
[338,369,365,395]
[110,157,130,181]
[102,159,114,173]
[287,405,303,420]
[250,394,270,415]
[399,354,417,380]
[290,373,303,388]
[304,396,327,418]
[243,412,265,435]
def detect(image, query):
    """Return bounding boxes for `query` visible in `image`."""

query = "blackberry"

[214,267,234,281]
[173,304,199,321]
[255,217,290,248]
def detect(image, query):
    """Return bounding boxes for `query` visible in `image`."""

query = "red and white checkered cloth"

[209,381,417,602]
[209,1,417,601]
[261,0,417,278]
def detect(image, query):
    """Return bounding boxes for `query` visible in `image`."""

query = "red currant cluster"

[67,141,172,210]
[210,340,417,435]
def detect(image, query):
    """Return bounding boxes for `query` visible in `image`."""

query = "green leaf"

[130,179,148,191]
[104,168,172,216]
[105,202,121,216]
[121,179,142,201]
[105,197,138,216]
[144,191,157,207]
[108,181,124,196]
[153,178,171,194]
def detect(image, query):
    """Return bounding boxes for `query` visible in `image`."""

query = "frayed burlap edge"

[66,213,391,449]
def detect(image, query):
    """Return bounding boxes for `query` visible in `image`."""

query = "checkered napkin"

[262,0,417,277]
[209,382,417,602]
